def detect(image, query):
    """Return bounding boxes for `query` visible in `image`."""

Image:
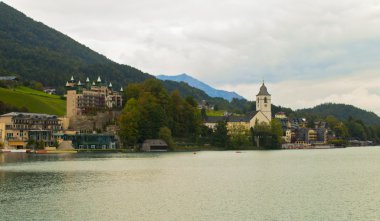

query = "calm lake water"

[1,147,380,221]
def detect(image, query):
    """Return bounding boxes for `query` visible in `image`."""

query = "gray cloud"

[4,0,380,114]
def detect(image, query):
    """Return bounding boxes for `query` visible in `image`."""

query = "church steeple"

[256,82,272,121]
[257,82,271,96]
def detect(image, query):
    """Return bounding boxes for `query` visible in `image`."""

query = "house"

[0,76,18,81]
[141,139,168,152]
[275,112,287,119]
[43,88,56,94]
[0,112,63,149]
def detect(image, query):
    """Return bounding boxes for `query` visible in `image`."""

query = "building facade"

[0,112,62,149]
[64,133,117,149]
[65,76,123,119]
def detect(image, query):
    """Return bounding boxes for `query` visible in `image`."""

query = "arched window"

[264,97,267,103]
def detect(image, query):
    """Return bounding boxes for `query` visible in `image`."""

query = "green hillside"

[0,86,65,116]
[0,2,151,88]
[0,2,224,104]
[295,103,380,125]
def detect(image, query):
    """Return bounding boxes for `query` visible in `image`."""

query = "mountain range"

[0,2,380,125]
[157,74,245,101]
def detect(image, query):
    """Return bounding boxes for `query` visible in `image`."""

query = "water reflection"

[0,149,379,220]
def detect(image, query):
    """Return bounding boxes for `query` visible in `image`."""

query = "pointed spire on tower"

[86,77,90,83]
[78,80,82,86]
[92,81,96,86]
[97,76,101,83]
[120,87,124,92]
[65,81,69,87]
[70,76,74,82]
[109,82,113,87]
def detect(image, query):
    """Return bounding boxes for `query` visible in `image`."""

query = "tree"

[270,119,283,149]
[159,126,175,150]
[118,98,141,147]
[251,122,271,149]
[118,78,202,147]
[200,108,207,121]
[229,124,250,149]
[212,121,230,148]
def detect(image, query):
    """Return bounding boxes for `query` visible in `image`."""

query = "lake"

[1,147,380,220]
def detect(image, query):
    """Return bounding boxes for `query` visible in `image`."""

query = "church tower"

[256,82,272,121]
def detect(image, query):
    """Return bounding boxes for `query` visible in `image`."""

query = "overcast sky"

[4,0,380,115]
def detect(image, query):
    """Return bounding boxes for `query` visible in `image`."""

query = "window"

[264,97,268,103]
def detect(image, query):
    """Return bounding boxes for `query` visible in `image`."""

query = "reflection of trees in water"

[0,153,77,165]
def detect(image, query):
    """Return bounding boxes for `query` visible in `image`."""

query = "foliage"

[270,119,283,148]
[159,127,175,150]
[211,121,230,148]
[118,79,202,147]
[251,121,281,149]
[296,103,380,125]
[229,124,251,148]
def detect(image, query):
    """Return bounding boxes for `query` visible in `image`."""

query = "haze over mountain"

[4,0,380,115]
[157,74,245,101]
[1,2,380,126]
[0,2,151,88]
[0,2,218,103]
[0,2,232,107]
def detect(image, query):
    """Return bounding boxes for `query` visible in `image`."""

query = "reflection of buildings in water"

[0,153,30,164]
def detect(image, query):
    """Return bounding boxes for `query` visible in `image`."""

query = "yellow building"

[0,112,63,149]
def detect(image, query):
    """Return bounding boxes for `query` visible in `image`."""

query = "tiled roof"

[0,112,57,118]
[257,83,271,96]
[204,116,226,123]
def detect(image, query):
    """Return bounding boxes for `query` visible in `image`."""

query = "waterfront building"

[0,112,62,149]
[141,139,168,152]
[63,133,117,149]
[65,76,123,119]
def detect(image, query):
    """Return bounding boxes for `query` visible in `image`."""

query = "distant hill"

[0,2,236,114]
[0,2,151,88]
[157,73,245,101]
[0,86,65,116]
[296,103,380,125]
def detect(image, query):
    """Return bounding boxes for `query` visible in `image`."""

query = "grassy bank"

[0,86,66,116]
